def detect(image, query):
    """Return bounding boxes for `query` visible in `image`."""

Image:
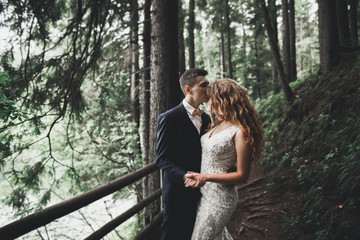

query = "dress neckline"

[208,124,236,139]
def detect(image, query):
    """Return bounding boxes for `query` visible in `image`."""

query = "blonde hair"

[208,78,263,162]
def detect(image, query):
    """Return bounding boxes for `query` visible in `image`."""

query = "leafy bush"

[257,56,360,239]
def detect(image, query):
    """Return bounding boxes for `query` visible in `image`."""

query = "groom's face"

[189,76,209,104]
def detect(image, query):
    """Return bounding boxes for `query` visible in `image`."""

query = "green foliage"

[21,161,44,190]
[0,72,23,123]
[4,188,28,214]
[0,0,143,238]
[0,0,331,238]
[258,56,360,239]
[194,0,274,98]
[39,190,51,206]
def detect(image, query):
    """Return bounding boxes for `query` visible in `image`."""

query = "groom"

[156,68,211,240]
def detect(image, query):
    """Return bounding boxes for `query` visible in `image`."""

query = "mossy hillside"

[257,56,360,240]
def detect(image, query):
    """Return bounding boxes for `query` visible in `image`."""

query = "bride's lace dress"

[191,125,240,240]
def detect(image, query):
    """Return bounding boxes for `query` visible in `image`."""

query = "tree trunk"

[336,0,352,48]
[188,0,195,68]
[225,0,233,79]
[259,0,294,102]
[242,26,247,84]
[220,16,226,78]
[141,0,151,227]
[281,0,291,82]
[318,0,340,73]
[289,0,297,81]
[130,0,140,154]
[268,0,279,91]
[308,44,312,74]
[130,0,142,229]
[254,39,262,99]
[348,0,358,46]
[299,10,304,71]
[178,0,186,77]
[306,5,313,74]
[150,0,179,217]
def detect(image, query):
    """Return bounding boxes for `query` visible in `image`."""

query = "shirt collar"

[182,99,197,114]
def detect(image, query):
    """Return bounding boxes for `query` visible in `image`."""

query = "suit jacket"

[156,102,211,205]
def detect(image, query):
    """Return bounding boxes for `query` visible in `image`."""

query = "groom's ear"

[184,86,191,95]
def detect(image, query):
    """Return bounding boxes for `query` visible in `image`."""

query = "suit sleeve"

[156,114,187,185]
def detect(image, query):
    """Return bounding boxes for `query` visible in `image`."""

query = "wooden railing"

[0,162,162,240]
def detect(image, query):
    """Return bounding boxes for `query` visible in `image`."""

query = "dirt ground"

[149,165,284,240]
[227,165,284,240]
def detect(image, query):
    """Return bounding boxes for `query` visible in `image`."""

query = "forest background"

[0,0,359,239]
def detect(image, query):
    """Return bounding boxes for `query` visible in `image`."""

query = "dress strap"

[228,125,241,138]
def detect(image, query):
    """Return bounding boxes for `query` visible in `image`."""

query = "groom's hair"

[179,68,208,95]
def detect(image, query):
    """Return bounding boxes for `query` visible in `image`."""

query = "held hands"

[184,171,207,188]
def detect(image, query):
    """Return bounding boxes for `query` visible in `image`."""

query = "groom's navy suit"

[156,102,211,240]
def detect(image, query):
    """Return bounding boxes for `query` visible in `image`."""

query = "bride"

[185,78,263,240]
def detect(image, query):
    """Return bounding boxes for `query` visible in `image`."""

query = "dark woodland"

[0,0,359,239]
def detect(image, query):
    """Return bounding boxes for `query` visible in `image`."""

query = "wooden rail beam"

[0,162,159,239]
[134,209,163,240]
[85,189,162,240]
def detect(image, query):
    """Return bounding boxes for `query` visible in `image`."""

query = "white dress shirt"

[183,99,202,134]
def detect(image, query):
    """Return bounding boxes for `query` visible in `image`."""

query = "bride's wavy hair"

[208,78,263,162]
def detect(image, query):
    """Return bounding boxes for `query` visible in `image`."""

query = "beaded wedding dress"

[191,125,240,240]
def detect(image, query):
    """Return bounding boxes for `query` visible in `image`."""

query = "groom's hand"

[184,172,206,188]
[184,178,198,188]
[184,172,198,188]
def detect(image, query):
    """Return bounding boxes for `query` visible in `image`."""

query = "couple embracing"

[156,68,263,240]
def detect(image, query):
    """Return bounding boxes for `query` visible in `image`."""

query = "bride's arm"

[185,130,251,186]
